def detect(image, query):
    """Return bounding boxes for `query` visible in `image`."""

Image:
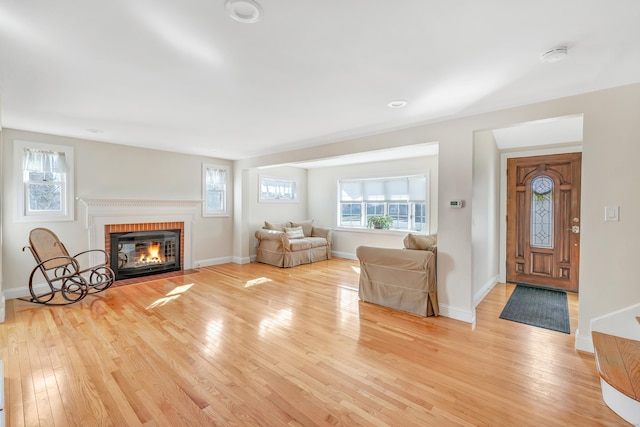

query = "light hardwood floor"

[0,258,628,426]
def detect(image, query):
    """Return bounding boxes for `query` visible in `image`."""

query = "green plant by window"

[367,215,394,230]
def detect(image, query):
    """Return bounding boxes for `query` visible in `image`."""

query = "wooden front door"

[506,153,582,292]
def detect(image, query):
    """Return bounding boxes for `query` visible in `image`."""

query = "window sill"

[202,213,230,218]
[15,215,74,223]
[334,227,417,235]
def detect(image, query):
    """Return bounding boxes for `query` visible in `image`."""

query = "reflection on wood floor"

[0,258,625,426]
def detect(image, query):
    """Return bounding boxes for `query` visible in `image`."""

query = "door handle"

[567,225,580,233]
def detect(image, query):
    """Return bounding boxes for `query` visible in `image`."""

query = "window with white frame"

[14,140,75,222]
[259,175,298,202]
[202,163,230,217]
[338,174,428,232]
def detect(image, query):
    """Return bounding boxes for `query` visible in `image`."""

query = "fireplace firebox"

[110,229,181,280]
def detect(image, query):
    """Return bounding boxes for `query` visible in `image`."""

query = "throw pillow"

[403,233,437,251]
[264,221,289,232]
[285,226,305,239]
[290,220,314,237]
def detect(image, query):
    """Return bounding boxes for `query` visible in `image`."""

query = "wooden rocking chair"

[20,228,115,305]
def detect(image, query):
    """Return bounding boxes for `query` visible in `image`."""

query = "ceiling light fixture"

[540,46,568,63]
[225,0,263,24]
[388,100,408,108]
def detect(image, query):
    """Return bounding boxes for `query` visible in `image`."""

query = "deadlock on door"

[569,218,580,247]
[569,217,580,234]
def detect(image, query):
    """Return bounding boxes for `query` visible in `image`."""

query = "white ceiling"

[1,1,639,160]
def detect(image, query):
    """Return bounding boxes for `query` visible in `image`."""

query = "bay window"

[338,174,428,232]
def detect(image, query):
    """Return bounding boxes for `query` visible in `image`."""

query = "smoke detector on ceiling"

[540,46,568,63]
[225,0,263,23]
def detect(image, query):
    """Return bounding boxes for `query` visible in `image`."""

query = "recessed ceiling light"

[540,46,568,63]
[225,0,263,24]
[388,100,408,108]
[86,128,104,134]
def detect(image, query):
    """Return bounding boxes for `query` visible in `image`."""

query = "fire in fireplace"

[110,229,181,280]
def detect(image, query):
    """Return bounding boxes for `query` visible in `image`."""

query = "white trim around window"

[14,140,75,222]
[202,163,230,217]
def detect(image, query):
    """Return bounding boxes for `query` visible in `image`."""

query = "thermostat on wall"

[450,200,463,208]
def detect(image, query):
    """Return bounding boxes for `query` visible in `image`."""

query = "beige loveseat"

[255,220,333,268]
[356,233,438,317]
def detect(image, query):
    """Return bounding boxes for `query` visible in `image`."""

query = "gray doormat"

[499,285,570,334]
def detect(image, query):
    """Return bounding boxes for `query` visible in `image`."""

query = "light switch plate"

[605,206,619,222]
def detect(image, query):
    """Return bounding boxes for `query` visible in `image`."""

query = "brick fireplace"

[78,198,199,280]
[105,222,184,280]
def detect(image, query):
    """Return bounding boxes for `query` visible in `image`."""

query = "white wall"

[576,84,640,351]
[472,130,500,308]
[1,129,233,295]
[307,156,438,258]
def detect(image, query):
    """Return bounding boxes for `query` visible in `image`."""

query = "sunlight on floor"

[166,283,193,296]
[204,319,225,356]
[146,283,194,309]
[245,277,272,288]
[259,309,292,337]
[339,288,360,324]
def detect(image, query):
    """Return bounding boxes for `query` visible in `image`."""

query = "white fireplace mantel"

[77,198,201,269]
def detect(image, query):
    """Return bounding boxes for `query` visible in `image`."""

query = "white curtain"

[23,148,67,173]
[341,176,425,202]
[206,168,226,190]
[364,180,385,200]
[340,181,363,201]
[385,179,409,201]
[408,176,426,201]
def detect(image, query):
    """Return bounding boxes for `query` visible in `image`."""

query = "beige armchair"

[356,233,438,317]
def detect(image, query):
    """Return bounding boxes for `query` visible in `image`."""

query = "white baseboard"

[195,256,255,267]
[439,303,474,323]
[474,275,498,307]
[4,283,48,300]
[232,256,251,265]
[194,256,235,268]
[575,328,594,353]
[332,251,357,260]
